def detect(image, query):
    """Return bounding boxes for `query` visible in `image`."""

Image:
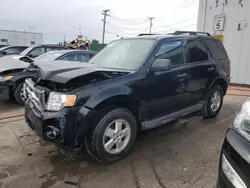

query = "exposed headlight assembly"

[46,92,77,111]
[0,76,13,81]
[233,99,250,142]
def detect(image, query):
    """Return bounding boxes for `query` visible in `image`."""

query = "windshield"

[20,46,33,55]
[35,51,65,61]
[89,39,155,70]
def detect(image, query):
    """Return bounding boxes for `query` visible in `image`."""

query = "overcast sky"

[0,0,199,44]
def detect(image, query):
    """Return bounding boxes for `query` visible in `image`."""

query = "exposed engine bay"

[33,71,128,92]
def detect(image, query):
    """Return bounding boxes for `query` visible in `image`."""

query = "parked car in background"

[24,31,231,163]
[0,50,96,105]
[0,45,28,57]
[217,99,250,188]
[29,50,96,62]
[17,44,67,60]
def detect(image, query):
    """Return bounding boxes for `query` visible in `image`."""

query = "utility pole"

[64,34,66,42]
[148,17,155,34]
[102,9,110,44]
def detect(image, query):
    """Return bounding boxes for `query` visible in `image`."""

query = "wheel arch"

[209,77,228,96]
[84,86,145,131]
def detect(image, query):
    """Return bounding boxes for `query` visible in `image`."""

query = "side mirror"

[19,56,34,63]
[2,51,6,55]
[151,59,172,71]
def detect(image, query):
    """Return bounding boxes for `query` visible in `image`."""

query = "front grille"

[24,79,46,112]
[223,139,250,186]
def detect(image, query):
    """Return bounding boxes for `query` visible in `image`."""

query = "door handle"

[207,67,215,71]
[177,73,187,78]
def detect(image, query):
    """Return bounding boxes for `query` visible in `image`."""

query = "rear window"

[204,39,228,60]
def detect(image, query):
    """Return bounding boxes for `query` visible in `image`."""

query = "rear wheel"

[85,108,137,164]
[14,82,25,106]
[202,85,223,118]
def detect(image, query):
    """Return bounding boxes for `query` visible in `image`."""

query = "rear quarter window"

[204,39,228,60]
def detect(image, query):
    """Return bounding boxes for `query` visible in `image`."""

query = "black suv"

[24,31,231,163]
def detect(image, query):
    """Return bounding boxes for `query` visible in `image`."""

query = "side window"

[19,47,27,53]
[4,47,20,54]
[27,47,45,58]
[46,47,56,52]
[90,53,96,59]
[155,40,184,66]
[59,53,77,61]
[76,53,90,62]
[204,39,228,60]
[187,41,208,63]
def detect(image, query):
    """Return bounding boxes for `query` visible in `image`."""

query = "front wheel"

[202,85,223,118]
[14,82,25,106]
[85,108,137,164]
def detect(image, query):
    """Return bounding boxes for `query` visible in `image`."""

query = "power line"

[155,23,196,34]
[109,11,148,22]
[153,17,197,31]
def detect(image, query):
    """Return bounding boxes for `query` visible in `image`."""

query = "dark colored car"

[0,50,96,105]
[0,46,28,57]
[217,99,250,188]
[24,31,231,163]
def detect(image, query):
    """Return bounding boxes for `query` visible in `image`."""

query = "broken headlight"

[46,92,77,111]
[233,99,250,142]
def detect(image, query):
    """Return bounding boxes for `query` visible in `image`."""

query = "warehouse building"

[197,0,249,85]
[0,30,43,46]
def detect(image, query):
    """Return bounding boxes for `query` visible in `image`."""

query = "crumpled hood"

[0,56,28,73]
[34,60,130,84]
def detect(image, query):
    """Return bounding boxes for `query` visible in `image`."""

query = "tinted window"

[4,47,20,54]
[59,53,77,61]
[155,40,184,66]
[204,39,227,59]
[28,47,45,58]
[188,41,208,63]
[76,53,90,62]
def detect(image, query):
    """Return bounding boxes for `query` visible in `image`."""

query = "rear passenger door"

[186,39,217,106]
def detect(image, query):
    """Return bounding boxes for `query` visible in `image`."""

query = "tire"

[85,108,137,164]
[14,82,25,106]
[202,85,223,118]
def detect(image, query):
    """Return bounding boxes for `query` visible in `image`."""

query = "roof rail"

[138,33,160,36]
[173,31,211,36]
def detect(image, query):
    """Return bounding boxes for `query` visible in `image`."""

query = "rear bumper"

[25,101,94,149]
[0,85,11,100]
[217,129,250,188]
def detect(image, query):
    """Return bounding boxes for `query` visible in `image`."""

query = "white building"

[0,30,43,46]
[197,0,250,85]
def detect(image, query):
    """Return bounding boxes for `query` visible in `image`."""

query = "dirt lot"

[0,95,246,188]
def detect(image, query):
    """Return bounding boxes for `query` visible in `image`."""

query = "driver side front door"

[145,40,190,120]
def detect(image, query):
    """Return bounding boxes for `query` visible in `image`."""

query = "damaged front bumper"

[25,101,93,149]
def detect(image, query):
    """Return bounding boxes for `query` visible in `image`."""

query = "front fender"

[84,86,140,109]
